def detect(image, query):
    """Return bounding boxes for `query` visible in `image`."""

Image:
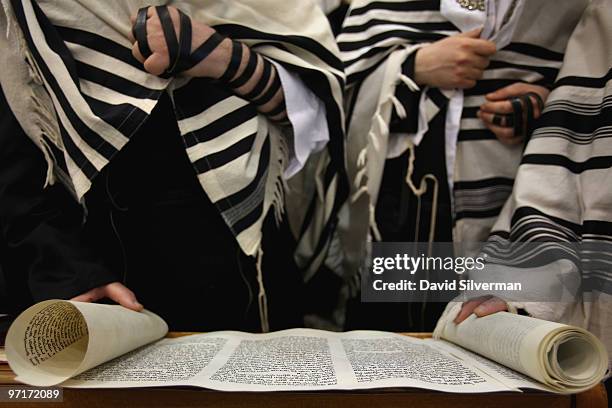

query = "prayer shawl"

[482,0,612,369]
[334,0,587,277]
[0,0,347,285]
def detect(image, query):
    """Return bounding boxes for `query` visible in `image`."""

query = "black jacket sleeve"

[0,86,118,302]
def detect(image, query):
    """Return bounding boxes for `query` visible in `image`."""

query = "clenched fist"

[129,6,232,78]
[478,82,550,145]
[414,28,496,90]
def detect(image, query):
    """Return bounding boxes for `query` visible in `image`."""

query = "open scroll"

[5,300,608,394]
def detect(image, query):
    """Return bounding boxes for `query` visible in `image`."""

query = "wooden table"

[0,333,607,408]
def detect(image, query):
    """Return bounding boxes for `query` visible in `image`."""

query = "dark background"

[0,263,8,345]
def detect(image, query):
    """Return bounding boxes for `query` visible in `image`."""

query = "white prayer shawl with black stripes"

[483,0,612,369]
[0,0,346,279]
[335,0,587,273]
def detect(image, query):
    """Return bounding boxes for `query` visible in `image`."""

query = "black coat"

[0,90,304,332]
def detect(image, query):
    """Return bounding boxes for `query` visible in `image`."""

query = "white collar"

[440,0,487,33]
[440,0,525,49]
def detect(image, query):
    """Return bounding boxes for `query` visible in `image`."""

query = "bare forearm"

[130,6,288,123]
[211,39,288,123]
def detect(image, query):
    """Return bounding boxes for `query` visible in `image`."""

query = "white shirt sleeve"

[272,62,329,179]
[318,0,342,14]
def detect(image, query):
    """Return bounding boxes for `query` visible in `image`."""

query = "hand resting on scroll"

[72,282,144,312]
[454,295,508,324]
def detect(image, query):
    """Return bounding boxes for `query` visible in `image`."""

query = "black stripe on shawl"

[487,60,559,84]
[510,206,582,237]
[339,30,445,52]
[215,138,272,213]
[214,24,344,73]
[502,42,565,62]
[554,69,612,90]
[193,133,257,173]
[536,107,612,136]
[342,19,455,34]
[182,105,258,149]
[457,130,498,142]
[57,125,99,180]
[55,25,143,69]
[221,138,271,235]
[454,177,515,190]
[521,154,612,174]
[349,0,441,16]
[455,207,505,221]
[83,95,149,137]
[230,202,264,235]
[75,61,163,101]
[167,79,230,119]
